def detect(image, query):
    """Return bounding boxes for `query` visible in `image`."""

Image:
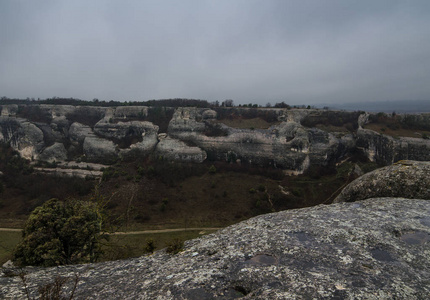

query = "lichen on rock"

[334,160,430,203]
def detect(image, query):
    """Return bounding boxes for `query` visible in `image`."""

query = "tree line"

[1,96,309,110]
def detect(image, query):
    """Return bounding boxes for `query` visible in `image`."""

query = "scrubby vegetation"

[214,107,280,129]
[5,153,374,266]
[365,112,430,138]
[144,107,175,133]
[65,107,105,127]
[13,198,107,267]
[16,105,53,124]
[301,111,362,132]
[0,96,212,108]
[0,143,94,228]
[1,139,379,233]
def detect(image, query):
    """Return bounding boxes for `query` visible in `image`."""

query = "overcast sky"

[1,1,430,106]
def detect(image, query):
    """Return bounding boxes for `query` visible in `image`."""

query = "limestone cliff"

[1,104,429,172]
[1,198,429,299]
[156,136,207,163]
[0,116,44,160]
[357,128,430,164]
[168,107,355,173]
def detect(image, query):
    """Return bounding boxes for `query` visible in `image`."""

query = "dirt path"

[0,227,222,234]
[0,228,21,232]
[111,227,222,235]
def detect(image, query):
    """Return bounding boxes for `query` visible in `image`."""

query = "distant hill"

[319,100,430,113]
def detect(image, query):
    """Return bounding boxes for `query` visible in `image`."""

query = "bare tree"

[223,99,234,107]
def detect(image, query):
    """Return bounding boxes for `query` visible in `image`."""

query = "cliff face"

[168,107,355,172]
[0,116,45,160]
[357,128,430,164]
[1,104,429,172]
[2,198,429,299]
[0,105,159,163]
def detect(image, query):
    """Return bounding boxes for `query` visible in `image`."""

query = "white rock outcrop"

[156,137,207,163]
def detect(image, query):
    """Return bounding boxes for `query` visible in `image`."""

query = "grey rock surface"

[0,105,18,117]
[94,119,157,143]
[168,107,207,133]
[38,104,80,118]
[168,108,354,172]
[38,142,67,162]
[68,122,94,144]
[33,161,108,179]
[50,116,70,136]
[2,104,430,169]
[201,109,217,120]
[34,167,103,179]
[357,128,430,164]
[2,198,430,299]
[39,104,108,120]
[83,136,117,162]
[113,106,148,119]
[0,117,45,159]
[334,160,430,203]
[124,136,159,156]
[156,136,207,163]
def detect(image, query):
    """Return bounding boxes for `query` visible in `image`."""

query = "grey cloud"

[1,0,429,105]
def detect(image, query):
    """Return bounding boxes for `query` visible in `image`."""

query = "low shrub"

[166,239,184,254]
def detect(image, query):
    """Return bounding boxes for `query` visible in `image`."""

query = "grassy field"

[0,231,22,265]
[101,229,218,261]
[364,123,430,138]
[0,159,376,235]
[94,161,295,232]
[0,229,218,265]
[216,117,279,129]
[315,124,350,133]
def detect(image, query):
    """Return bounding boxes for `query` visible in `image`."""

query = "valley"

[1,100,429,265]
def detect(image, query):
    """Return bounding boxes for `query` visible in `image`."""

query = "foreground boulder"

[2,198,430,299]
[334,160,430,203]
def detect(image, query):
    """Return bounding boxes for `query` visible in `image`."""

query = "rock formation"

[1,104,430,173]
[0,116,44,160]
[168,107,355,173]
[38,142,67,162]
[334,160,430,203]
[83,136,117,163]
[69,122,93,144]
[156,136,207,163]
[1,198,429,299]
[357,128,430,164]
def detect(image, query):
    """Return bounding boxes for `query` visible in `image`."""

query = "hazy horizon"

[1,1,430,106]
